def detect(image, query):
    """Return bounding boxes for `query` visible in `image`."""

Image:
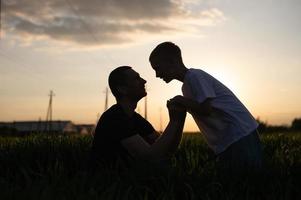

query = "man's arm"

[121,101,186,162]
[171,95,213,116]
[143,132,160,144]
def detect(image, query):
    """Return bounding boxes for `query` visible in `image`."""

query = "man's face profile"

[122,69,147,101]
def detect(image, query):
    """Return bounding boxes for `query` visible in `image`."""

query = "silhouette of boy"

[149,42,262,173]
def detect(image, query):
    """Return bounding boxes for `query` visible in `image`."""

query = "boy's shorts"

[217,129,263,173]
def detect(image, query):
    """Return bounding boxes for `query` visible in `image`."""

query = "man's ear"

[116,86,128,96]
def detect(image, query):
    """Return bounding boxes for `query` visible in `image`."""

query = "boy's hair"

[108,66,132,99]
[149,41,183,63]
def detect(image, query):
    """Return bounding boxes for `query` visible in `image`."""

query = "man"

[91,66,186,168]
[149,42,262,173]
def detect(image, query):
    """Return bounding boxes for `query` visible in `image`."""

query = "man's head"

[149,42,184,83]
[109,66,147,102]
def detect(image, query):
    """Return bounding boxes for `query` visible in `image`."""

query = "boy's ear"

[116,86,128,96]
[171,57,180,65]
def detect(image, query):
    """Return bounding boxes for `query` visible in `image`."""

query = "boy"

[149,42,262,173]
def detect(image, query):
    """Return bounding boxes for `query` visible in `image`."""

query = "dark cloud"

[2,0,225,47]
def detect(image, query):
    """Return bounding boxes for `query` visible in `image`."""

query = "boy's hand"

[169,95,187,106]
[171,95,213,116]
[167,98,186,122]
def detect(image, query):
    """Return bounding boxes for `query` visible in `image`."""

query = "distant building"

[75,124,95,135]
[0,120,77,135]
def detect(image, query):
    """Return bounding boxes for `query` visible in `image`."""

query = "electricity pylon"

[90,113,100,137]
[159,107,163,133]
[104,87,109,112]
[45,90,55,132]
[144,84,148,120]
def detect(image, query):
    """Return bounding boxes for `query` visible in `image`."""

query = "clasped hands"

[167,95,187,121]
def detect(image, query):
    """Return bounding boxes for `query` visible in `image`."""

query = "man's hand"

[167,98,186,122]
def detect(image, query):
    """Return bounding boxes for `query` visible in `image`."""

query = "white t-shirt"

[182,68,258,154]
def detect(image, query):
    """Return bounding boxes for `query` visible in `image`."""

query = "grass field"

[0,133,300,200]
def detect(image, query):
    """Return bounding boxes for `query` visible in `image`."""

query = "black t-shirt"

[91,104,155,165]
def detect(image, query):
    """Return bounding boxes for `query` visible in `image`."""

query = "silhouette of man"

[149,42,262,173]
[91,66,186,168]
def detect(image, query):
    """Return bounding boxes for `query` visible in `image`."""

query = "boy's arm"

[170,95,213,116]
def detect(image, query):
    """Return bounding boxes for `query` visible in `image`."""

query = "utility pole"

[45,90,55,133]
[0,0,3,39]
[91,87,109,137]
[90,113,100,137]
[104,87,109,112]
[144,95,148,120]
[0,0,2,39]
[37,117,41,133]
[159,107,163,133]
[144,84,148,120]
[137,106,141,115]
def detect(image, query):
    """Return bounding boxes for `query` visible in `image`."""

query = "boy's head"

[149,42,184,83]
[109,66,147,102]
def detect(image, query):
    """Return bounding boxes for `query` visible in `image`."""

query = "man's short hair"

[108,66,132,99]
[149,41,182,63]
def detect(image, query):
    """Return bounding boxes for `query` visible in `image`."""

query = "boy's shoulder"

[186,68,211,80]
[187,68,207,75]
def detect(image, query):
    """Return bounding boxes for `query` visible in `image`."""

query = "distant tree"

[291,118,301,131]
[256,117,267,133]
[256,117,290,133]
[0,126,18,136]
[266,125,290,133]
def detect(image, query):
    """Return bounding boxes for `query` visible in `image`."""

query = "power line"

[61,0,120,122]
[3,0,118,79]
[0,49,46,81]
[64,0,99,44]
[33,0,110,69]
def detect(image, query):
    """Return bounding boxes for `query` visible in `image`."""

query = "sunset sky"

[1,0,300,132]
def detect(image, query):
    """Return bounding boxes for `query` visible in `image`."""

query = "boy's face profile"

[151,59,175,83]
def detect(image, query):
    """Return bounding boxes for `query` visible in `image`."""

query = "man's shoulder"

[101,104,124,119]
[96,104,126,128]
[94,104,127,139]
[133,112,146,121]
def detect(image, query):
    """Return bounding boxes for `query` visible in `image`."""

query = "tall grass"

[0,133,300,199]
